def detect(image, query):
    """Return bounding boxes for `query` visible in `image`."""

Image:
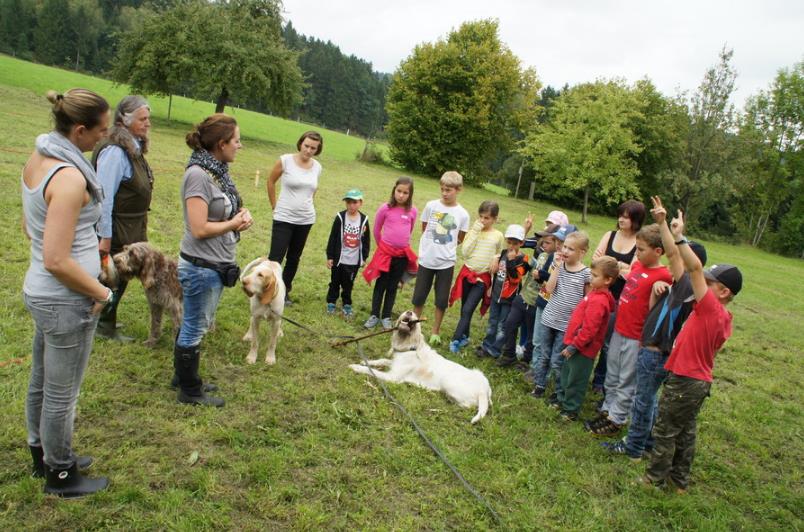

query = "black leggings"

[452,279,485,341]
[371,256,408,318]
[268,221,313,295]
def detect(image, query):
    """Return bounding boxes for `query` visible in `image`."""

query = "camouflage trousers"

[645,373,711,489]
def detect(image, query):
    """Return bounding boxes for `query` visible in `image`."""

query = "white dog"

[240,257,286,365]
[349,310,492,424]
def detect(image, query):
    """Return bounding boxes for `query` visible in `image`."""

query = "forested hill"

[0,0,389,137]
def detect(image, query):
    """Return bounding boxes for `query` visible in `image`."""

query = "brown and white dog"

[103,242,183,348]
[349,310,492,424]
[240,257,286,365]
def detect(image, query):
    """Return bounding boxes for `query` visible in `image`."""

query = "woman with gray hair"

[91,95,154,341]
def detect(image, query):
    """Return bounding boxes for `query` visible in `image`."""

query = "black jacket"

[326,210,370,266]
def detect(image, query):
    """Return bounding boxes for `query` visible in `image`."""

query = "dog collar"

[393,345,418,352]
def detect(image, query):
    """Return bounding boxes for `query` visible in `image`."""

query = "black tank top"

[604,231,636,300]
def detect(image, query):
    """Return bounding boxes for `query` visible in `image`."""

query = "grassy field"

[0,58,803,530]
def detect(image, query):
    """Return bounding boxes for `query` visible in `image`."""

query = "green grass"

[1,58,803,530]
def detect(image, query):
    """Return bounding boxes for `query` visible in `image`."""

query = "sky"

[280,0,803,107]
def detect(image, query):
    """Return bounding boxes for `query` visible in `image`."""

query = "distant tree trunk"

[582,186,589,224]
[167,94,173,121]
[215,86,229,113]
[514,162,524,199]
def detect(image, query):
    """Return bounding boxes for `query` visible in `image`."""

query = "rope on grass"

[275,313,502,527]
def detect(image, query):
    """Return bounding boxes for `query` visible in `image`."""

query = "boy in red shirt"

[556,256,619,421]
[587,224,673,436]
[642,199,742,493]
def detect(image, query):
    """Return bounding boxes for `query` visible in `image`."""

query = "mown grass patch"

[0,63,802,530]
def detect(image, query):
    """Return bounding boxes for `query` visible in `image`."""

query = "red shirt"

[665,289,732,382]
[564,288,616,358]
[614,261,672,339]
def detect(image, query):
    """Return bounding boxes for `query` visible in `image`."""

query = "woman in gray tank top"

[21,89,112,498]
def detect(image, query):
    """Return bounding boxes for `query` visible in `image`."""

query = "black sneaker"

[530,386,546,398]
[284,295,293,306]
[547,393,561,409]
[559,411,578,422]
[496,354,517,367]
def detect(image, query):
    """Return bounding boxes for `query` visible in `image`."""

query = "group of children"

[325,173,742,494]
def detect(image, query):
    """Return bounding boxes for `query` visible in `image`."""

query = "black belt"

[180,252,228,271]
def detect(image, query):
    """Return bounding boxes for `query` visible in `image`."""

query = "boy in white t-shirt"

[411,171,470,345]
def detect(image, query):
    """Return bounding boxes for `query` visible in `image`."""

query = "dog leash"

[273,312,503,527]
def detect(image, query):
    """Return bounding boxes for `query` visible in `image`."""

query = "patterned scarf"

[187,149,243,240]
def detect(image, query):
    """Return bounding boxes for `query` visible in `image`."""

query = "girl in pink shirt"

[362,177,417,330]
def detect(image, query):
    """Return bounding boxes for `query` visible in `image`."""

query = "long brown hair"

[186,114,238,152]
[388,176,414,210]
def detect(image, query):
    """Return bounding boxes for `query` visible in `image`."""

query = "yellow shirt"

[461,227,504,273]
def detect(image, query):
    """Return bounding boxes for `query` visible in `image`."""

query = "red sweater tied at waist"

[449,264,492,316]
[362,240,418,284]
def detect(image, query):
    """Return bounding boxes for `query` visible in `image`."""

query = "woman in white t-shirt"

[266,131,323,304]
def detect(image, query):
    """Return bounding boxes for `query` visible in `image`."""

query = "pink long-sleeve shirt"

[373,203,417,249]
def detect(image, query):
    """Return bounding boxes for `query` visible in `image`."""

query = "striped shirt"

[541,264,591,332]
[460,228,504,273]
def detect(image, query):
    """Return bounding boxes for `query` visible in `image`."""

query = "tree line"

[386,20,803,257]
[0,0,389,136]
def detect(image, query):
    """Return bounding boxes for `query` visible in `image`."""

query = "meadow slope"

[0,57,802,530]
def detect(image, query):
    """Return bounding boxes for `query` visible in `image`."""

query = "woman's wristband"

[96,287,113,305]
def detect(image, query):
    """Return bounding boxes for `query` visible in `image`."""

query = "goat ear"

[259,272,277,305]
[139,247,156,289]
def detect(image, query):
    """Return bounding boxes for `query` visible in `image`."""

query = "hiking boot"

[326,303,337,315]
[530,386,546,398]
[364,315,380,329]
[547,393,561,409]
[496,354,518,367]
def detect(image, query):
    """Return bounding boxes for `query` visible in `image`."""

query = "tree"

[734,61,803,249]
[112,0,303,115]
[34,0,74,66]
[519,81,643,222]
[385,19,540,181]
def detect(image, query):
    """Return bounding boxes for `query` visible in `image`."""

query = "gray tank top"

[22,163,101,300]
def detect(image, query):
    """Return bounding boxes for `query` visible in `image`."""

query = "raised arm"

[650,196,684,281]
[671,209,707,302]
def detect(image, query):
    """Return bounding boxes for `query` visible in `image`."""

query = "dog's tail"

[471,385,491,424]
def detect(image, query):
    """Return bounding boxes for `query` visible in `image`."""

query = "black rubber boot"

[169,373,218,393]
[44,462,109,498]
[30,446,93,478]
[96,281,134,342]
[174,343,224,407]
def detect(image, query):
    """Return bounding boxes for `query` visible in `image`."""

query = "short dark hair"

[478,200,499,217]
[636,224,664,251]
[296,131,323,155]
[617,200,647,232]
[592,256,620,280]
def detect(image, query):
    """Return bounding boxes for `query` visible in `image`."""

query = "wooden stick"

[331,319,426,347]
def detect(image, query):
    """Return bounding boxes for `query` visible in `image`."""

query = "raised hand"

[650,195,667,225]
[670,209,685,238]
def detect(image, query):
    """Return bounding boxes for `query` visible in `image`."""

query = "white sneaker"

[381,317,394,330]
[364,315,380,329]
[515,345,525,357]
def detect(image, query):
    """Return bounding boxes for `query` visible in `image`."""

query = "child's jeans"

[533,322,565,394]
[624,346,669,457]
[601,331,640,425]
[529,306,546,373]
[499,295,535,359]
[480,300,511,358]
[452,278,486,342]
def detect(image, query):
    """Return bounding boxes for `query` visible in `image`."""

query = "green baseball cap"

[343,189,363,200]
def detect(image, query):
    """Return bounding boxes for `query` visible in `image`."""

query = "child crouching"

[556,256,619,421]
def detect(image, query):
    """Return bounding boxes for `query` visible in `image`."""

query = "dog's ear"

[138,245,157,289]
[259,269,277,305]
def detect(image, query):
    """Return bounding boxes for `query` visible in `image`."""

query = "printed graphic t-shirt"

[418,200,470,270]
[339,213,362,265]
[614,261,673,339]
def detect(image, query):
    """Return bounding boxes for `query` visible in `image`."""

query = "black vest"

[92,139,154,253]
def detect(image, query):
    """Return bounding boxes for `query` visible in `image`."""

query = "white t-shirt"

[339,213,362,266]
[273,153,321,225]
[418,200,470,270]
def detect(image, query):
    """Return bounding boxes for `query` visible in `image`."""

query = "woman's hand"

[91,287,112,315]
[233,208,253,232]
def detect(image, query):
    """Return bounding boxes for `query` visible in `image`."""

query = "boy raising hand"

[641,196,743,493]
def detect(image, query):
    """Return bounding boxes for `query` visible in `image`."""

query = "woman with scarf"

[22,89,111,498]
[174,114,252,408]
[92,95,153,341]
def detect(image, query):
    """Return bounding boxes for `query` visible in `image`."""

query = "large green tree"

[385,19,540,180]
[112,0,303,115]
[519,81,643,222]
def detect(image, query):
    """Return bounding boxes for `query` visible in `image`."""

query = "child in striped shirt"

[447,201,504,353]
[536,228,591,406]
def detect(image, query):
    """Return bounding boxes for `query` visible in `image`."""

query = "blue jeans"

[533,321,565,394]
[177,258,223,348]
[530,306,545,373]
[625,346,669,457]
[480,300,511,357]
[24,294,99,469]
